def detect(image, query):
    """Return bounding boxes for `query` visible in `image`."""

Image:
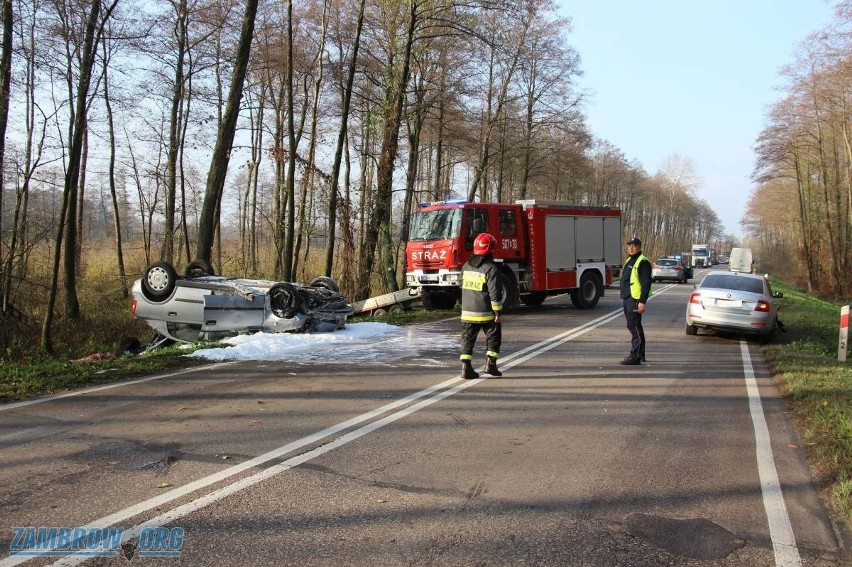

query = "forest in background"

[3,0,848,357]
[749,2,852,298]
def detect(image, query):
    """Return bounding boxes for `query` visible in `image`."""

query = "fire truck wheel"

[421,290,457,310]
[498,270,519,309]
[520,292,546,306]
[574,271,602,309]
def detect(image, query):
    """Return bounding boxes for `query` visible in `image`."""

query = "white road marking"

[0,363,235,413]
[2,303,645,567]
[5,283,800,567]
[740,341,802,566]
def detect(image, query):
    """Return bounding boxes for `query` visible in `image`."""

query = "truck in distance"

[691,244,712,268]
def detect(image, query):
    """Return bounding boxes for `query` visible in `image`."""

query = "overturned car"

[131,260,353,347]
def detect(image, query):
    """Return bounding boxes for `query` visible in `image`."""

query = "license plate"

[714,299,742,308]
[420,276,438,283]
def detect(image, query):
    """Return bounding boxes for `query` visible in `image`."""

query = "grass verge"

[765,278,852,529]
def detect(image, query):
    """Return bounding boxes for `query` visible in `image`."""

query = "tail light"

[754,300,771,312]
[674,265,682,271]
[131,299,137,315]
[689,292,702,305]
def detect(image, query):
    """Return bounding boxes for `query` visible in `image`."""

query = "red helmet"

[473,232,496,255]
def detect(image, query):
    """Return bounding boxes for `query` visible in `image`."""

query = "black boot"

[461,360,479,379]
[484,356,502,377]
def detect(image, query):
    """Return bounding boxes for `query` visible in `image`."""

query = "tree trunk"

[356,1,418,301]
[196,0,259,262]
[325,0,365,277]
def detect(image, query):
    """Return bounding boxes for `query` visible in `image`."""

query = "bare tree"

[195,0,259,263]
[41,0,118,352]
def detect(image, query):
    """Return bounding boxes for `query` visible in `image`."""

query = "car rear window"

[657,259,677,266]
[702,275,764,294]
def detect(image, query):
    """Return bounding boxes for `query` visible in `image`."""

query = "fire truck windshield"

[408,208,462,241]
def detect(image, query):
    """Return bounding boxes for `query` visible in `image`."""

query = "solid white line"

[7,287,678,566]
[0,362,236,413]
[740,341,802,567]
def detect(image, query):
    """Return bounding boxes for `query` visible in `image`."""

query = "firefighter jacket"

[460,254,504,323]
[619,252,652,302]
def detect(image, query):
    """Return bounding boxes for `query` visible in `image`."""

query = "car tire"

[185,259,215,278]
[685,322,698,336]
[388,304,405,314]
[141,262,178,302]
[270,282,300,318]
[309,276,340,293]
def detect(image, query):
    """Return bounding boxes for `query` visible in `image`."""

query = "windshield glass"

[408,208,462,241]
[702,274,765,294]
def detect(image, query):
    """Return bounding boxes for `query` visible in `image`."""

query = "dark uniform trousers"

[460,321,501,359]
[622,297,645,360]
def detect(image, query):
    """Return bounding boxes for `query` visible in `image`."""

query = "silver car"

[131,260,353,347]
[685,272,783,338]
[652,257,688,283]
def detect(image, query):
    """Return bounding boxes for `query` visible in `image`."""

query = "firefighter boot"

[461,360,480,379]
[484,356,503,377]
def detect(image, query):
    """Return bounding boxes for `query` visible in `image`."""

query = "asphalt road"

[1,271,850,566]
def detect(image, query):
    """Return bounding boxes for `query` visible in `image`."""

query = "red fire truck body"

[404,199,623,309]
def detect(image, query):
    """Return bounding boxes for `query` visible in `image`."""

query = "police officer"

[460,233,504,379]
[620,237,652,365]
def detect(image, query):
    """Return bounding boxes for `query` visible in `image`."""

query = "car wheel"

[270,282,300,318]
[388,304,405,314]
[185,259,215,277]
[685,322,698,336]
[141,262,178,302]
[309,276,339,293]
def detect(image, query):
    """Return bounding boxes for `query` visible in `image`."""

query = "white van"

[728,247,753,273]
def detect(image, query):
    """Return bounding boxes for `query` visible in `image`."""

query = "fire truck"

[404,199,623,310]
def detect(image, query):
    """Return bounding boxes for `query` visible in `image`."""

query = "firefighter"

[459,232,504,378]
[619,236,652,365]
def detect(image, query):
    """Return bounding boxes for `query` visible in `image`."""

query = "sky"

[557,0,837,239]
[187,321,459,364]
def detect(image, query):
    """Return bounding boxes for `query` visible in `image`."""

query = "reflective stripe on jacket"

[460,255,504,323]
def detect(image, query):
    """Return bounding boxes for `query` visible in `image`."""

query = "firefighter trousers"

[460,321,501,361]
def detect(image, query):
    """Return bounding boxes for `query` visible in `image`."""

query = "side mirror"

[773,292,784,298]
[472,217,485,234]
